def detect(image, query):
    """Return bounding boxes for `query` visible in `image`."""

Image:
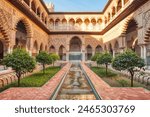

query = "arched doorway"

[0,40,4,59]
[39,43,44,52]
[59,45,66,61]
[49,45,56,54]
[45,45,48,52]
[32,41,38,57]
[69,37,82,61]
[95,45,102,53]
[15,20,27,49]
[86,45,92,60]
[114,41,119,55]
[108,43,113,55]
[70,37,82,52]
[125,19,140,56]
[104,45,107,51]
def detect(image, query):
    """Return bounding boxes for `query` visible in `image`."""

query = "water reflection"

[56,64,96,100]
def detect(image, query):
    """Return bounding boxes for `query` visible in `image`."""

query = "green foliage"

[36,51,52,65]
[97,52,112,65]
[36,51,52,73]
[0,67,60,92]
[97,52,113,75]
[112,49,145,87]
[91,53,101,61]
[92,67,117,78]
[3,48,36,86]
[91,67,150,90]
[117,79,128,87]
[112,49,144,71]
[50,53,60,66]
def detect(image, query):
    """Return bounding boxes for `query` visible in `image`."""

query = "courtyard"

[0,0,150,100]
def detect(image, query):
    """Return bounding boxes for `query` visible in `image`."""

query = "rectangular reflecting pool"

[51,63,100,100]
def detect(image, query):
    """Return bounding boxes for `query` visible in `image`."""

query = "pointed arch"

[45,45,48,51]
[95,45,103,53]
[108,43,113,55]
[31,0,36,13]
[91,18,96,26]
[39,43,44,52]
[55,18,61,27]
[112,6,116,17]
[76,18,83,25]
[114,40,119,50]
[108,12,111,21]
[59,45,66,60]
[70,36,82,52]
[113,40,120,55]
[97,18,103,24]
[121,17,138,35]
[37,7,41,17]
[124,18,140,56]
[32,40,38,56]
[86,45,92,60]
[117,0,122,12]
[104,17,107,24]
[49,45,56,54]
[69,18,75,26]
[84,18,90,26]
[15,18,32,38]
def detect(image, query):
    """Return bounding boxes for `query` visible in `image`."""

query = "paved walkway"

[81,63,150,100]
[0,63,71,100]
[0,62,150,100]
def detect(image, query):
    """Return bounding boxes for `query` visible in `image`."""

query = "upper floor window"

[117,0,122,12]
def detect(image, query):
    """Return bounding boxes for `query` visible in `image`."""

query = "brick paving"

[0,63,71,100]
[0,62,150,100]
[81,63,150,100]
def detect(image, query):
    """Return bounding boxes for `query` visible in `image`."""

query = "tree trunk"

[129,70,134,87]
[16,72,21,87]
[53,61,54,67]
[105,64,108,75]
[43,64,45,74]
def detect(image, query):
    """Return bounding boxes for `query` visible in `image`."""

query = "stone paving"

[81,63,150,100]
[0,63,71,100]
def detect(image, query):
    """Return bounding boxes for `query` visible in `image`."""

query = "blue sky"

[44,0,108,12]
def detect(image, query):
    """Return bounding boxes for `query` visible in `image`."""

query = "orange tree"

[112,49,145,87]
[97,52,112,75]
[50,53,60,66]
[91,53,101,66]
[3,48,36,86]
[36,51,52,74]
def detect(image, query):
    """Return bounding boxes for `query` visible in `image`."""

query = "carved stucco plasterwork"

[0,8,12,31]
[143,10,150,30]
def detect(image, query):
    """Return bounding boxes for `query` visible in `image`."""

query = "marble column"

[82,52,85,62]
[143,45,147,63]
[66,51,69,61]
[113,49,115,58]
